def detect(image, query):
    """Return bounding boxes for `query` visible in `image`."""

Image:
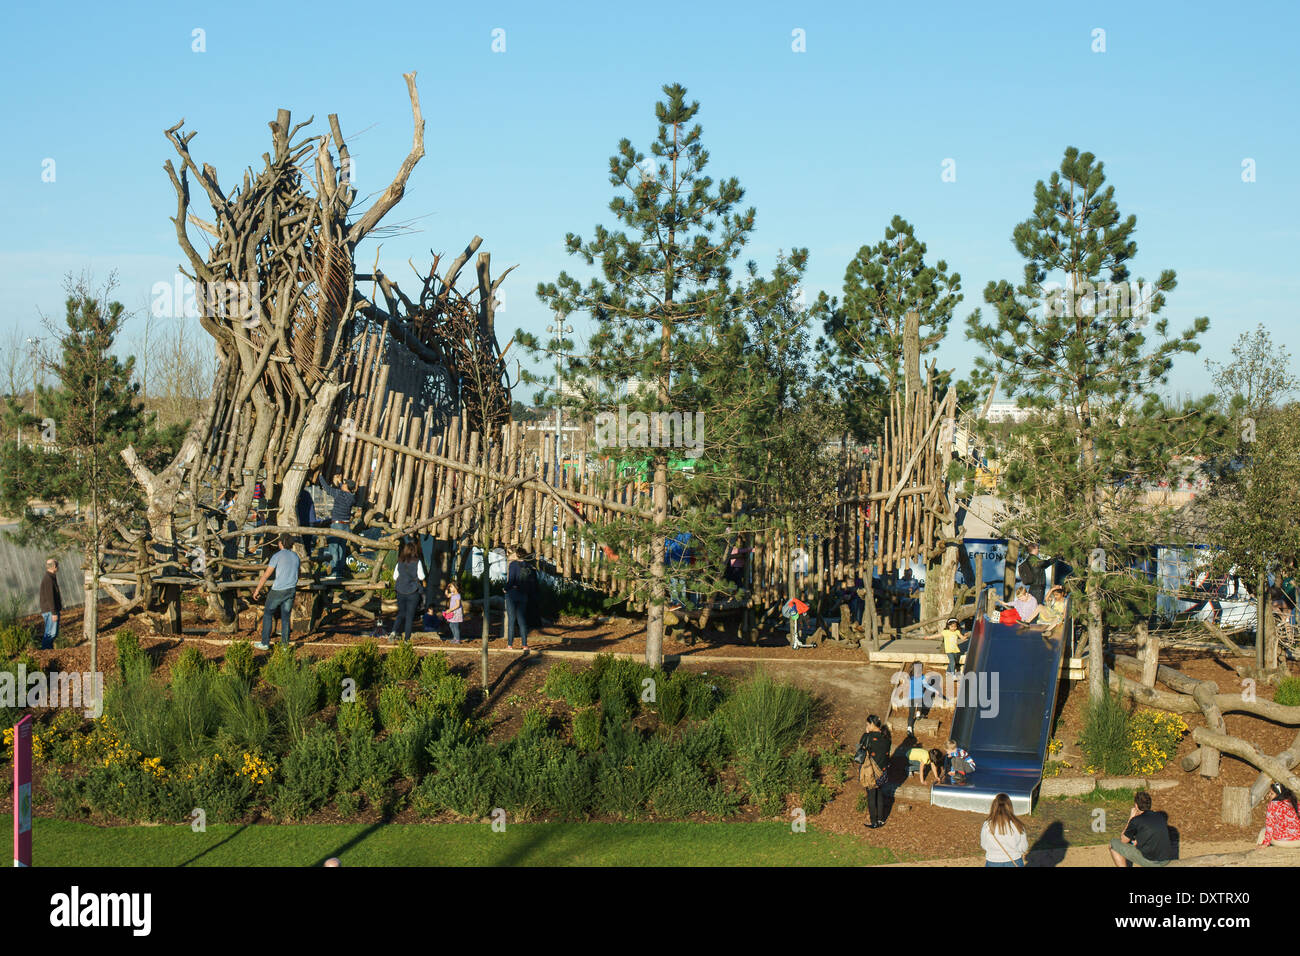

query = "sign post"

[13,714,32,867]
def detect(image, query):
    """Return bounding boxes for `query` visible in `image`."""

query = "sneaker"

[253,641,271,651]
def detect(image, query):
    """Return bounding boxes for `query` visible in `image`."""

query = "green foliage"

[571,706,602,753]
[419,738,497,819]
[719,671,814,761]
[418,652,451,691]
[335,639,382,690]
[1276,677,1300,707]
[314,656,345,708]
[213,673,269,753]
[542,659,597,708]
[272,725,341,820]
[267,655,321,744]
[114,630,147,679]
[0,622,31,660]
[378,683,413,731]
[336,699,374,739]
[384,640,419,683]
[222,641,257,684]
[171,646,207,681]
[1080,690,1136,775]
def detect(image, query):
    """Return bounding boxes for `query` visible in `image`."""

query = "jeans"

[396,591,420,642]
[325,521,350,575]
[946,652,960,675]
[505,591,528,646]
[42,611,59,650]
[448,621,461,643]
[261,588,295,646]
[985,860,1021,867]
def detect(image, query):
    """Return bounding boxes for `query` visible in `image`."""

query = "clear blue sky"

[2,0,1296,401]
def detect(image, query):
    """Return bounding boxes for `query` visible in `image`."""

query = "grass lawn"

[2,817,897,867]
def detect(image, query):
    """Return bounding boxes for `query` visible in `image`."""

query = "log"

[1137,623,1159,690]
[1191,727,1300,793]
[1192,680,1225,779]
[1221,786,1253,828]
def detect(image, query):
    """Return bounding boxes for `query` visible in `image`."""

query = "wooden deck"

[870,637,1088,681]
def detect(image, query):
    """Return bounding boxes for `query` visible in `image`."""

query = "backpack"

[999,608,1021,626]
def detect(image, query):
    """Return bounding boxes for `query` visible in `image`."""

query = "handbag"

[442,609,455,621]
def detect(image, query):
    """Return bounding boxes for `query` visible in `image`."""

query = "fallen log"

[1251,728,1300,807]
[1190,727,1300,793]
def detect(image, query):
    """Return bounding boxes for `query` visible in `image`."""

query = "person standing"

[444,581,463,644]
[941,618,962,677]
[1019,544,1046,604]
[980,793,1030,867]
[39,558,62,650]
[505,548,531,650]
[318,472,358,577]
[390,539,426,643]
[1109,791,1174,867]
[252,534,300,650]
[296,486,318,557]
[857,715,892,830]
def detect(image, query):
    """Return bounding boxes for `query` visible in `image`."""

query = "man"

[39,558,62,650]
[296,485,317,556]
[318,472,358,577]
[1019,543,1046,604]
[1110,791,1174,867]
[252,534,301,650]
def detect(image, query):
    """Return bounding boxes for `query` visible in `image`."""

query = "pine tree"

[0,275,182,673]
[965,147,1213,700]
[528,84,808,666]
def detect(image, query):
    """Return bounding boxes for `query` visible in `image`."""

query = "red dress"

[1261,799,1300,845]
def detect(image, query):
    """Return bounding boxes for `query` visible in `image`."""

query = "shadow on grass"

[310,821,388,867]
[178,824,250,867]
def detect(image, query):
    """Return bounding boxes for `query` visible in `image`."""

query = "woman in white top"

[980,793,1029,867]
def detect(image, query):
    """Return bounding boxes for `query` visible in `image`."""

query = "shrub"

[273,658,321,743]
[817,744,853,787]
[272,725,341,820]
[114,630,147,679]
[1276,677,1300,707]
[519,705,552,742]
[420,738,497,819]
[390,713,438,780]
[315,656,346,708]
[1127,709,1188,775]
[0,623,31,660]
[571,706,602,753]
[800,782,832,816]
[593,654,651,713]
[418,652,451,691]
[213,673,270,753]
[223,641,257,684]
[338,731,397,807]
[1080,690,1135,775]
[384,640,419,683]
[678,721,731,771]
[260,643,298,688]
[718,671,814,761]
[378,684,413,731]
[335,790,361,817]
[175,751,256,824]
[542,659,597,708]
[172,646,208,681]
[337,699,374,739]
[165,665,223,762]
[417,672,469,724]
[335,640,383,690]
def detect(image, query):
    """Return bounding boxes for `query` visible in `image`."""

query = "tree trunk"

[646,451,667,669]
[1087,574,1105,701]
[1257,570,1267,672]
[1221,786,1252,828]
[1004,539,1019,600]
[1138,623,1159,689]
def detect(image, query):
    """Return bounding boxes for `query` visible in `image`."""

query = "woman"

[390,539,426,643]
[857,715,892,830]
[1257,783,1300,848]
[980,793,1030,867]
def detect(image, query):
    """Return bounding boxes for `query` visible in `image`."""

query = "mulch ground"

[10,599,1297,859]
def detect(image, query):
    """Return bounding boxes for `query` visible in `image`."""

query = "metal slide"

[930,589,1071,815]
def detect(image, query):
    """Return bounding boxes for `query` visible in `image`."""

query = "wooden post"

[1221,786,1252,827]
[1138,622,1159,689]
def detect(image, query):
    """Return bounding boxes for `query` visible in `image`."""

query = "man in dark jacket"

[39,558,62,649]
[1019,544,1046,604]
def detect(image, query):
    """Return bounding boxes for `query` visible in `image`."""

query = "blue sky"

[1,0,1296,401]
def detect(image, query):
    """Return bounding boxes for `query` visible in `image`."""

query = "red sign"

[13,714,31,867]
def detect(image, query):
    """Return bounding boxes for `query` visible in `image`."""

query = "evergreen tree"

[815,215,962,441]
[965,147,1214,700]
[0,275,182,670]
[525,84,811,666]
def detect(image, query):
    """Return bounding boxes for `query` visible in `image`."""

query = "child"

[941,618,962,676]
[943,738,976,785]
[907,746,944,785]
[443,581,463,644]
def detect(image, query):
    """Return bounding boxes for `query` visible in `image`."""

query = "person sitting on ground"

[942,738,976,785]
[1257,783,1300,848]
[906,746,944,785]
[252,534,300,650]
[980,793,1030,867]
[1109,791,1174,867]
